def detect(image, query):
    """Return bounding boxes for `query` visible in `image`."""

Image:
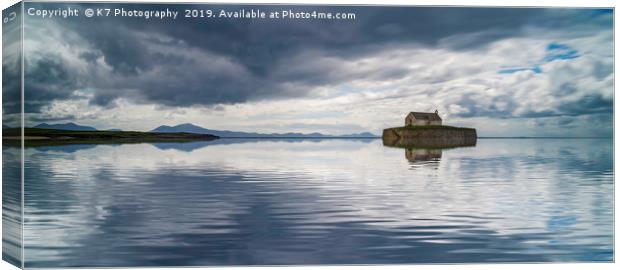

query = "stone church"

[405,110,442,126]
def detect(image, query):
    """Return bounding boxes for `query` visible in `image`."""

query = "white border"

[0,1,617,270]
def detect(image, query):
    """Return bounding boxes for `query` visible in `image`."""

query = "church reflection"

[405,148,442,162]
[383,136,476,164]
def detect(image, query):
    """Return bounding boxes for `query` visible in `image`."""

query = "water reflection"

[150,138,376,152]
[405,148,442,162]
[382,135,474,164]
[17,138,614,267]
[2,147,22,267]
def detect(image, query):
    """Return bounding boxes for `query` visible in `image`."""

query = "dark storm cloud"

[2,3,22,116]
[22,2,613,112]
[452,90,612,119]
[2,61,21,114]
[24,56,83,112]
[554,93,614,116]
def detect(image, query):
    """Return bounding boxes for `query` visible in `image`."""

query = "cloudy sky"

[11,3,614,136]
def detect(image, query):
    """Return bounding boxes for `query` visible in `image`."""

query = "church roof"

[408,111,442,121]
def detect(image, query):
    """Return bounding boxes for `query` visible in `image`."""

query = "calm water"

[6,138,614,267]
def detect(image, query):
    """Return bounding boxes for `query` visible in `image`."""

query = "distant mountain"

[152,123,215,134]
[2,125,10,129]
[151,123,378,138]
[340,132,377,138]
[106,128,122,131]
[34,122,97,131]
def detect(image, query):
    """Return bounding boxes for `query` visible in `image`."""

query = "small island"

[382,111,477,148]
[2,127,220,147]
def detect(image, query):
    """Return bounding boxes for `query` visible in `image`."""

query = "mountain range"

[27,122,378,138]
[34,122,97,131]
[152,123,378,138]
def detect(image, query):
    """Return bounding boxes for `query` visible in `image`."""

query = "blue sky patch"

[499,42,579,74]
[498,66,542,74]
[544,42,580,62]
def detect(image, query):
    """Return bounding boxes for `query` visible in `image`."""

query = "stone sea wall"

[382,127,477,148]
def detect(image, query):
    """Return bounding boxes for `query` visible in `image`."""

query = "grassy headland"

[2,128,219,147]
